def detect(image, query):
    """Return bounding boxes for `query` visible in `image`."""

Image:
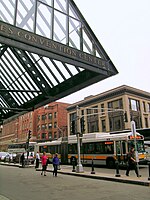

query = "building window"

[143,102,146,112]
[81,109,84,117]
[131,116,141,129]
[48,113,52,120]
[54,122,57,128]
[114,117,121,130]
[93,106,98,114]
[42,115,46,120]
[54,112,57,118]
[87,106,99,133]
[109,116,122,131]
[129,99,140,111]
[70,112,77,135]
[48,132,52,140]
[42,133,46,139]
[70,112,77,121]
[41,124,47,130]
[37,134,40,139]
[48,123,52,129]
[148,103,150,112]
[145,118,148,128]
[109,118,112,131]
[87,108,92,115]
[101,119,106,132]
[101,104,104,114]
[54,132,57,140]
[37,125,40,131]
[108,99,123,110]
[87,121,99,133]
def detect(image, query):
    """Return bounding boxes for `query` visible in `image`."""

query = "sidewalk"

[42,164,150,187]
[1,162,150,187]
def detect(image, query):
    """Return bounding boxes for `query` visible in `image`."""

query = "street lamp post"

[76,106,84,173]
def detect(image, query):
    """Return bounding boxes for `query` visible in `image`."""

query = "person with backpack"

[126,147,141,177]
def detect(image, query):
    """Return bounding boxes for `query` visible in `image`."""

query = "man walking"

[20,152,25,168]
[35,151,40,168]
[126,147,141,177]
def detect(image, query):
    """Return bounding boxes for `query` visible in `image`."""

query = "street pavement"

[1,161,150,187]
[0,164,150,200]
[45,163,150,186]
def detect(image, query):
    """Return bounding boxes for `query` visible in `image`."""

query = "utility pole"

[76,105,84,173]
[26,130,31,165]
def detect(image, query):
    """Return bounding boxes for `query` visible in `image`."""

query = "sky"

[60,0,150,104]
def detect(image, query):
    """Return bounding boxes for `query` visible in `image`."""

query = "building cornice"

[67,85,150,111]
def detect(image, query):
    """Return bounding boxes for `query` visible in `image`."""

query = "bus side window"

[95,142,101,154]
[84,143,88,154]
[74,144,77,154]
[88,143,95,154]
[122,141,126,154]
[68,144,71,153]
[105,144,114,154]
[116,141,121,154]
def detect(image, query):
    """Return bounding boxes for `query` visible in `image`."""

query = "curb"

[36,169,150,187]
[0,162,34,168]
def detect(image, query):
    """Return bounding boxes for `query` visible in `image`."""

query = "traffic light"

[28,130,31,140]
[80,117,85,133]
[71,120,76,134]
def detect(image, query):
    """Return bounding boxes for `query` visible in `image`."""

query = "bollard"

[115,160,121,177]
[91,159,95,174]
[148,162,150,181]
[72,158,76,172]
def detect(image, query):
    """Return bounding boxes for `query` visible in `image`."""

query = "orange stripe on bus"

[68,155,113,160]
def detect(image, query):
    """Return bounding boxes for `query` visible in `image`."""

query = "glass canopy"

[0,0,118,123]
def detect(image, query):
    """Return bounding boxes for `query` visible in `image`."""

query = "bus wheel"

[106,158,115,168]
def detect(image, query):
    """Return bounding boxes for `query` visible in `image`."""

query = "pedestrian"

[35,151,40,169]
[126,147,141,177]
[52,153,60,177]
[20,152,25,168]
[41,152,47,176]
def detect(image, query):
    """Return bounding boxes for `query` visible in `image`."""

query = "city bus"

[34,139,63,163]
[35,132,147,168]
[8,142,36,156]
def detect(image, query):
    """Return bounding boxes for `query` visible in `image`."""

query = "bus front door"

[116,140,127,164]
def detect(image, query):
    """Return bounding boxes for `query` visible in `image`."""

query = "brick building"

[35,102,70,142]
[0,102,69,151]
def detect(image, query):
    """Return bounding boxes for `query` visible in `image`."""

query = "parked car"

[0,152,9,161]
[14,153,35,165]
[4,153,16,162]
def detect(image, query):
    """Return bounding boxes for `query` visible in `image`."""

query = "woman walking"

[41,152,47,176]
[52,153,60,177]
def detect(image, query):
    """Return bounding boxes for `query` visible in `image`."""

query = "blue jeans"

[53,164,58,176]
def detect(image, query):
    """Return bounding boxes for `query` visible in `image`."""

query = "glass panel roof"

[0,0,118,123]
